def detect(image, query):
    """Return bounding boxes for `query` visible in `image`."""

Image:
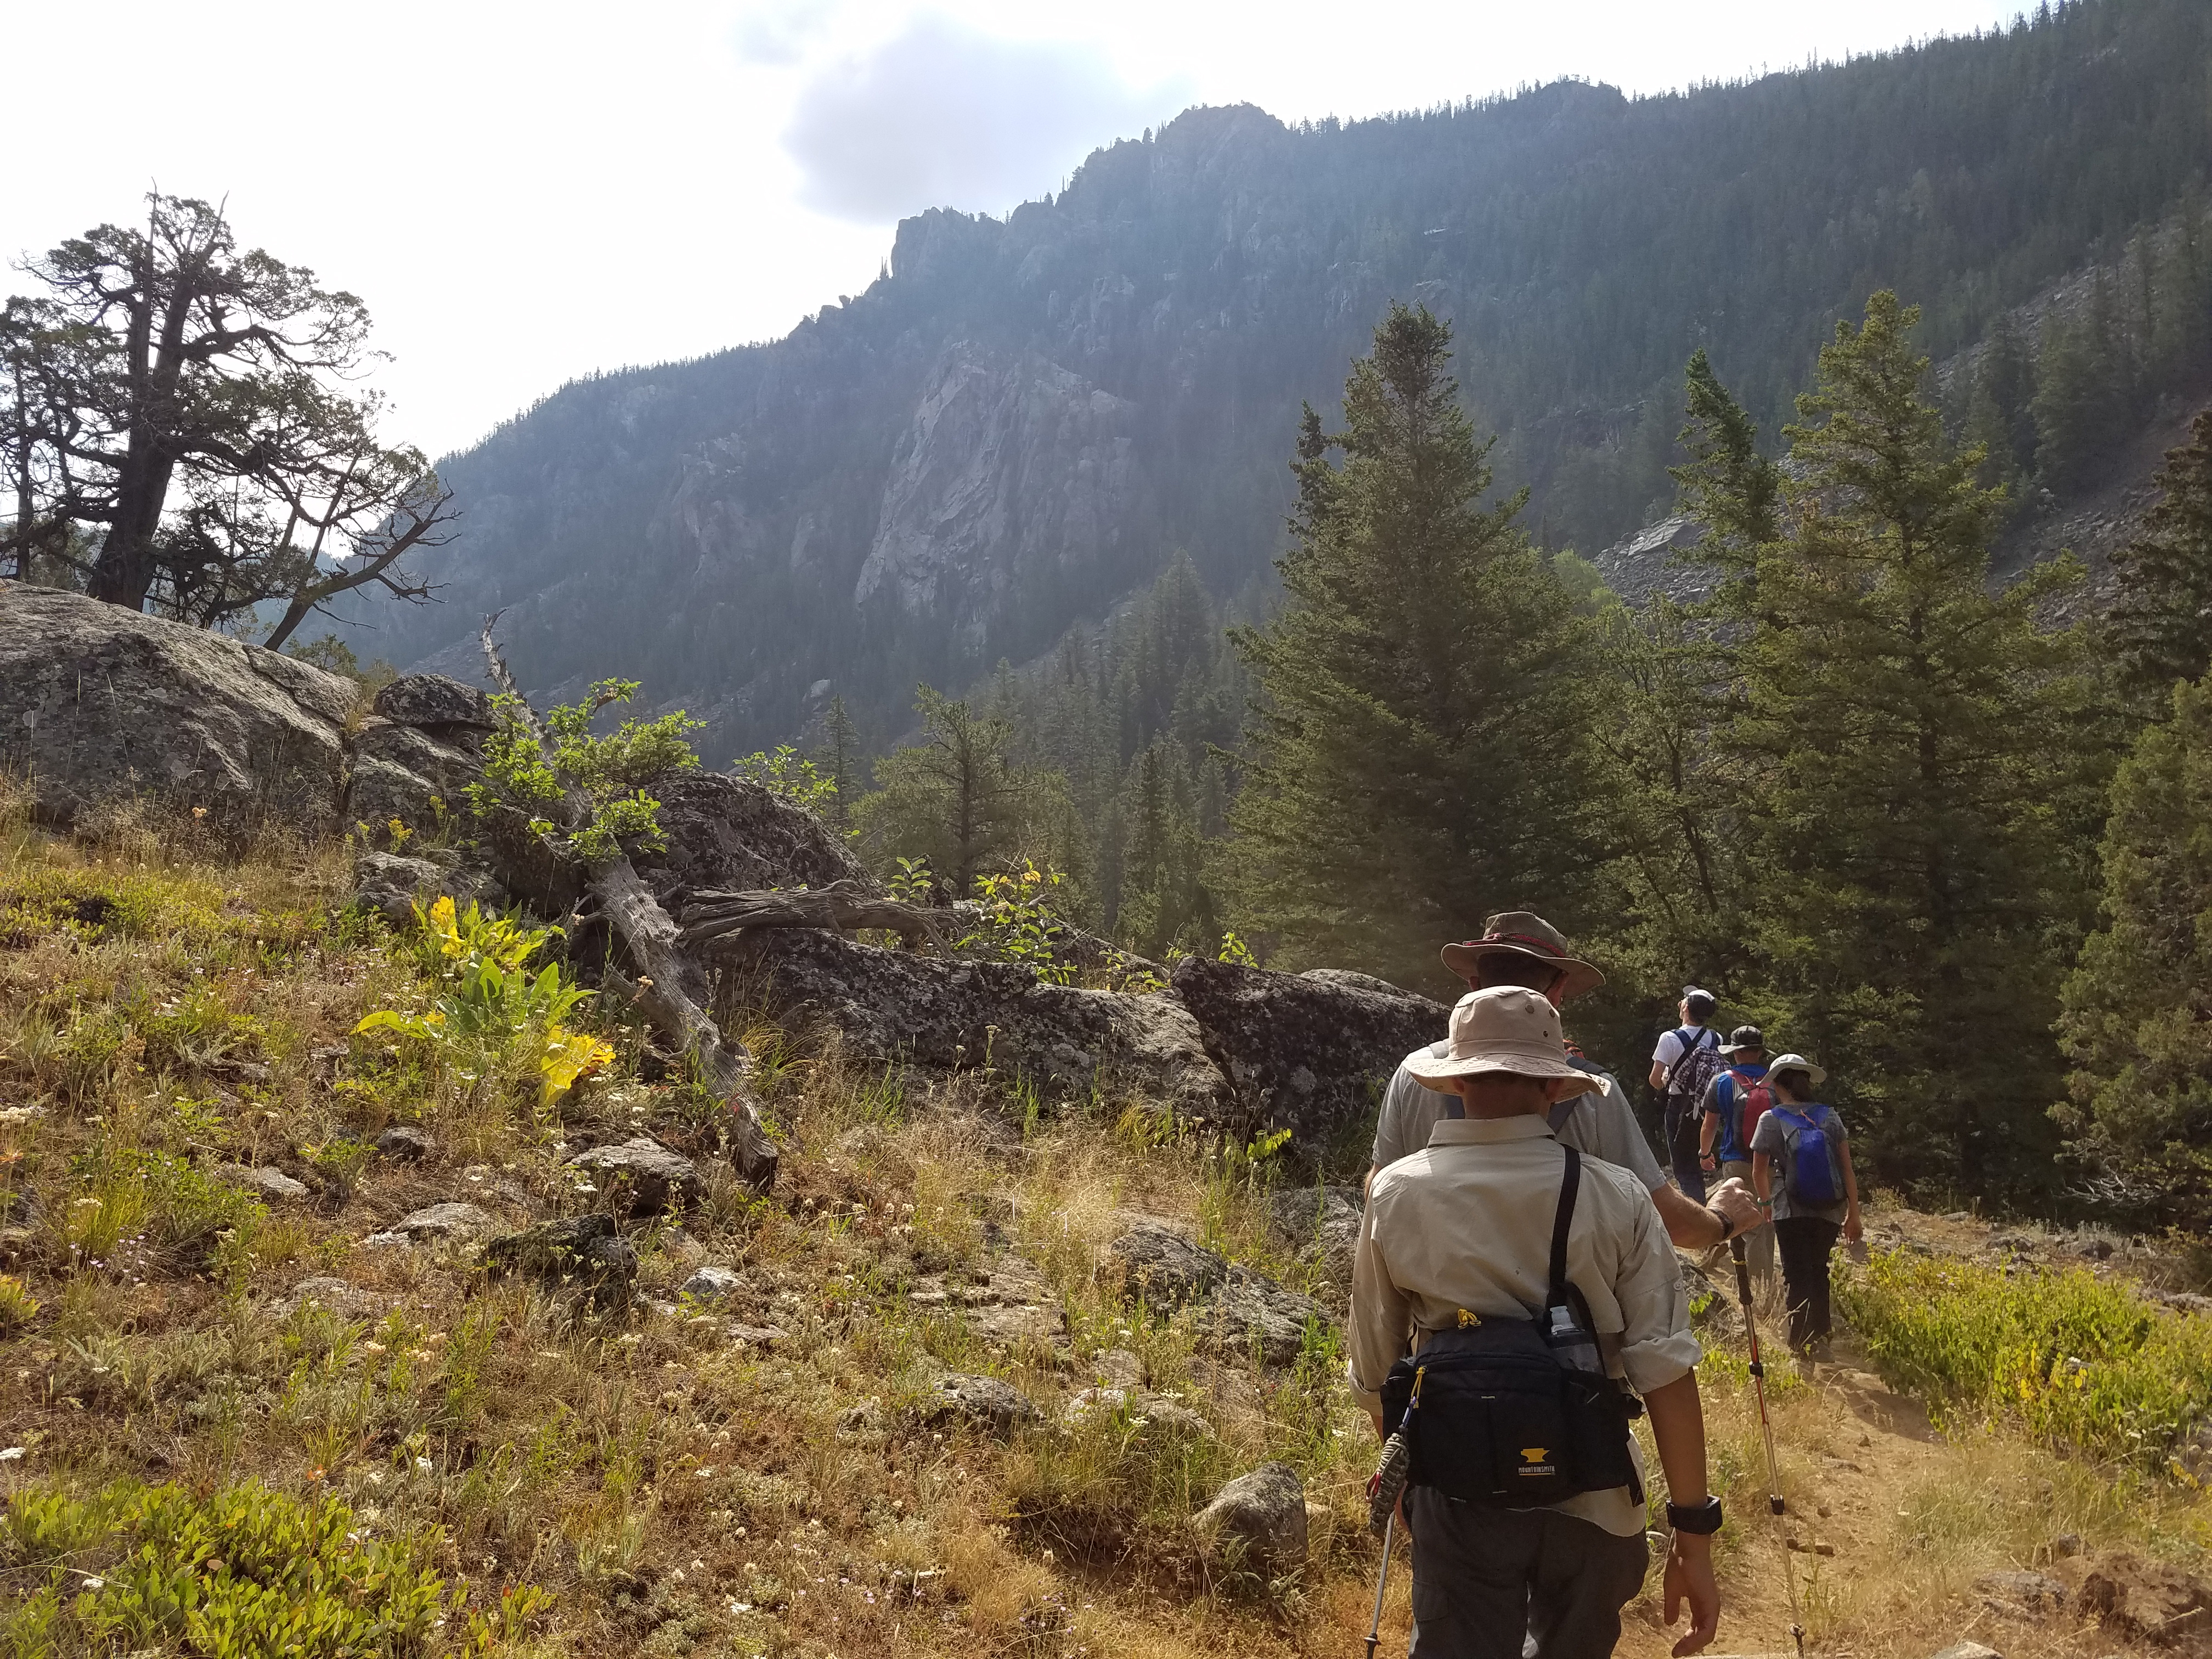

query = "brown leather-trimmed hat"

[1438,911,1605,1000]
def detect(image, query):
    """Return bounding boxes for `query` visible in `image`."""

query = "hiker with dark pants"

[1748,1055,1863,1358]
[1648,989,1722,1203]
[1695,1026,1777,1285]
[1351,986,1723,1659]
[1372,916,1763,1255]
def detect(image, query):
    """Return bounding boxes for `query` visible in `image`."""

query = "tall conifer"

[1722,292,2096,1198]
[1226,304,1599,986]
[2109,409,2212,699]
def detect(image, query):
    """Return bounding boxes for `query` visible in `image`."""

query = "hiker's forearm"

[1698,1113,1717,1157]
[1644,1371,1709,1505]
[1840,1143,1860,1207]
[1752,1153,1773,1205]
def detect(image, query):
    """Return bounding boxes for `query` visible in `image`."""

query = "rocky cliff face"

[855,344,1142,639]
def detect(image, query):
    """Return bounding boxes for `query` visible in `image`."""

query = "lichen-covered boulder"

[917,1373,1041,1439]
[725,930,1234,1118]
[633,772,873,899]
[1195,1462,1308,1576]
[1170,956,1448,1147]
[565,1138,706,1216]
[371,673,494,736]
[344,721,487,832]
[0,582,354,840]
[1104,1219,1330,1364]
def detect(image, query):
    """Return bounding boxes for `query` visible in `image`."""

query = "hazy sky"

[4,1,2029,462]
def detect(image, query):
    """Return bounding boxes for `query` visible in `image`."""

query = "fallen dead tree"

[477,621,778,1190]
[679,879,949,953]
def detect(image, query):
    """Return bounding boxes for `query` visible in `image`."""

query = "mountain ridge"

[335,0,2212,751]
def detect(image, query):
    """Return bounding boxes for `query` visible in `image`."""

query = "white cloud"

[736,0,842,66]
[782,14,1190,222]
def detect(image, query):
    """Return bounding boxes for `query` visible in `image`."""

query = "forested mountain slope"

[340,0,2212,753]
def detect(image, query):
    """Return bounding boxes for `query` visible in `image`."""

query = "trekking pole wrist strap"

[1666,1496,1724,1534]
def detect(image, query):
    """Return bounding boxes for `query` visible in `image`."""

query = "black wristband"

[1667,1496,1724,1534]
[1708,1206,1735,1243]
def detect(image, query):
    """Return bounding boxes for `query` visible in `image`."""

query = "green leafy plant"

[734,744,838,814]
[959,861,1074,986]
[1217,930,1259,968]
[886,855,935,905]
[466,678,702,867]
[353,896,610,1109]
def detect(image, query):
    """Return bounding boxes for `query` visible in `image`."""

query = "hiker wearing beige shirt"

[1350,986,1722,1658]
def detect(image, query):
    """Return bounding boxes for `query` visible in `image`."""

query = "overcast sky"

[5,1,2029,461]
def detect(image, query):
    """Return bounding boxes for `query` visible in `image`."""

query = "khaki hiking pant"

[1721,1160,1776,1284]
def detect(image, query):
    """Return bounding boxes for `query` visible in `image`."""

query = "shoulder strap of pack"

[1549,1146,1582,1307]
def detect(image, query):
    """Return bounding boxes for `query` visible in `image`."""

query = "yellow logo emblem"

[1521,1448,1550,1463]
[1456,1309,1482,1328]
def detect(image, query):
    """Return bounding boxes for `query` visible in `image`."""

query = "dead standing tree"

[478,621,778,1191]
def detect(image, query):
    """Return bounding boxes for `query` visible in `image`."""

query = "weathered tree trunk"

[680,880,948,952]
[479,620,777,1190]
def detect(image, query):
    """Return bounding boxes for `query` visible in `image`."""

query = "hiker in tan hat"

[1370,911,1764,1253]
[1351,986,1723,1658]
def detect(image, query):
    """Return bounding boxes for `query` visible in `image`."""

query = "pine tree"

[2055,675,2212,1231]
[817,695,861,834]
[1225,304,1601,987]
[1960,312,2039,501]
[2109,409,2212,699]
[1721,291,2098,1199]
[2033,283,2132,494]
[854,687,1026,894]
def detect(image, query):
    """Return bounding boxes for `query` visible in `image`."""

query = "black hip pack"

[1379,1147,1644,1506]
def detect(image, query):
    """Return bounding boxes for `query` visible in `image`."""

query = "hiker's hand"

[1843,1207,1864,1244]
[1706,1177,1762,1237]
[1664,1530,1720,1655]
[1699,1153,1717,1171]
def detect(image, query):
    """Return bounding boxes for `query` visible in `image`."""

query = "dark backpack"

[1664,1025,1723,1107]
[1773,1105,1844,1205]
[1722,1068,1775,1161]
[1379,1148,1643,1506]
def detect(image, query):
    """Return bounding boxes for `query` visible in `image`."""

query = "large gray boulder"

[343,720,488,832]
[371,673,494,737]
[1169,956,1449,1149]
[633,772,872,899]
[0,582,354,840]
[724,929,1234,1118]
[1195,1462,1308,1577]
[565,1137,707,1216]
[1107,1220,1329,1364]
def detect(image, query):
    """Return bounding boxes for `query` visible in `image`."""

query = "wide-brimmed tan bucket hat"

[1764,1052,1826,1091]
[1438,910,1605,1000]
[1404,986,1595,1092]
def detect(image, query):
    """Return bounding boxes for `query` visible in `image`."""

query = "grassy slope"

[0,808,2206,1658]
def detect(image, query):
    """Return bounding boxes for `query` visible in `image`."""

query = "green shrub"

[0,1478,544,1656]
[1838,1250,2212,1472]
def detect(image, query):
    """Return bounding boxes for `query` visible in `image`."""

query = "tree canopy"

[0,193,449,641]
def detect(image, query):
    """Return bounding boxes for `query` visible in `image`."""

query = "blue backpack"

[1773,1105,1843,1205]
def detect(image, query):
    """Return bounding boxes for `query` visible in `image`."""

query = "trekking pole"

[1731,1236,1807,1659]
[1363,1367,1421,1658]
[1363,1510,1397,1659]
